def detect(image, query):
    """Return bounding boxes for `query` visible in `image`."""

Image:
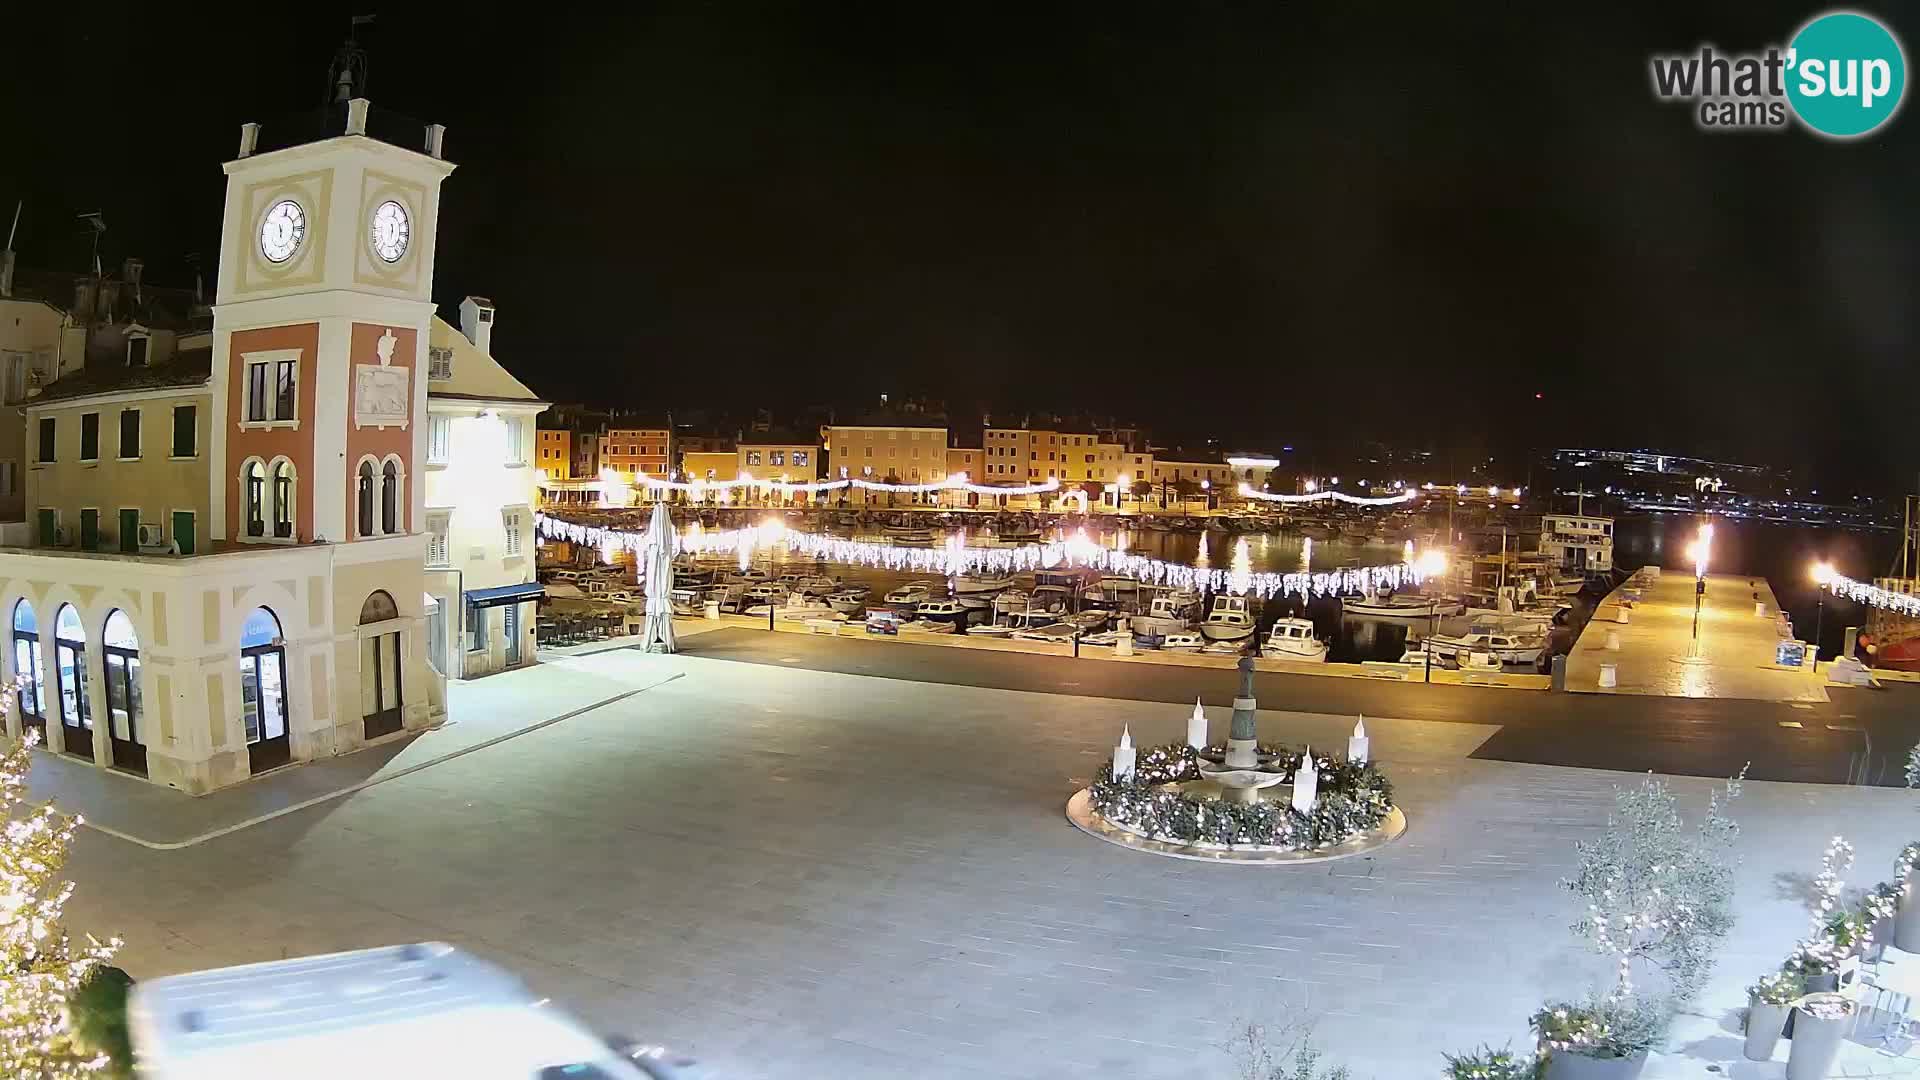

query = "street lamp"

[1811,560,1836,671]
[1200,478,1211,513]
[1414,550,1449,683]
[1685,521,1713,657]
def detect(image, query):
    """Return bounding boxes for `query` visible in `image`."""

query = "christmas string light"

[534,513,1429,599]
[1819,571,1920,616]
[628,470,1063,497]
[1236,483,1418,507]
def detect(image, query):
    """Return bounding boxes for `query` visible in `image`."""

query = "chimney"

[459,296,495,355]
[238,122,260,158]
[425,123,447,159]
[0,250,13,298]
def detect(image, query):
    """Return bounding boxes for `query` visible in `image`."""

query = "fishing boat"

[1130,593,1199,638]
[1421,624,1546,665]
[965,623,1018,637]
[740,582,787,607]
[953,573,1015,595]
[792,574,840,597]
[1200,595,1256,642]
[996,524,1043,543]
[825,588,869,615]
[883,581,938,608]
[884,525,936,546]
[1203,639,1249,654]
[1259,617,1328,662]
[916,599,972,627]
[898,618,954,634]
[1158,632,1205,652]
[1342,590,1464,619]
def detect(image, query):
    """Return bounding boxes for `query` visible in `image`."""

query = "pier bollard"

[1605,630,1620,651]
[704,600,720,621]
[1616,607,1631,625]
[1755,601,1766,617]
[1599,662,1618,689]
[1115,632,1134,657]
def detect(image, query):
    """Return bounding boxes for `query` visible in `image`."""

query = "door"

[104,651,145,775]
[118,509,138,553]
[55,648,89,759]
[242,648,290,773]
[361,632,403,739]
[36,509,55,546]
[504,603,521,666]
[171,510,195,555]
[78,509,98,551]
[13,636,42,735]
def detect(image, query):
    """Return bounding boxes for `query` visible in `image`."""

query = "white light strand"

[1823,572,1920,617]
[535,513,1424,599]
[629,470,1062,497]
[1236,483,1418,507]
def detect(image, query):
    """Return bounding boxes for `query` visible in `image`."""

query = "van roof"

[128,943,628,1077]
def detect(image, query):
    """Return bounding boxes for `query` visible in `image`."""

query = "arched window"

[244,459,266,537]
[240,607,290,772]
[360,590,399,624]
[12,600,41,732]
[381,459,400,535]
[270,460,295,539]
[53,604,90,759]
[101,610,144,776]
[357,460,376,538]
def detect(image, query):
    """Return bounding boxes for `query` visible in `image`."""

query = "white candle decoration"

[1187,697,1208,749]
[1112,724,1136,782]
[1347,714,1369,764]
[1291,746,1318,814]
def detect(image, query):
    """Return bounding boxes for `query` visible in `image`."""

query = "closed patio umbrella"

[641,502,678,654]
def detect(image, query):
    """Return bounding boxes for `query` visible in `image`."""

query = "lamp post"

[1686,521,1713,657]
[1415,550,1448,683]
[1200,478,1212,513]
[1811,560,1835,672]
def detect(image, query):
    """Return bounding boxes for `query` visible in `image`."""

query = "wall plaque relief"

[354,328,410,430]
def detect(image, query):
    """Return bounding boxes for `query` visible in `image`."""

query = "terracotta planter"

[1786,993,1855,1080]
[1745,1000,1790,1061]
[1543,1049,1648,1080]
[1897,885,1920,951]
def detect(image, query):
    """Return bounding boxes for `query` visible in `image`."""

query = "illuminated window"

[746,451,762,466]
[770,451,785,466]
[791,451,808,467]
[244,357,297,424]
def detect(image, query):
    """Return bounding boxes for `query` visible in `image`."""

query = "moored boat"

[1259,617,1328,662]
[1200,595,1256,641]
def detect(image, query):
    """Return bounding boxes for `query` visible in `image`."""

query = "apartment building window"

[171,405,196,457]
[36,418,54,464]
[770,451,785,466]
[427,346,454,381]
[1136,470,1145,479]
[503,508,524,556]
[118,409,141,459]
[864,447,872,458]
[503,416,526,465]
[244,355,297,425]
[1084,454,1094,464]
[791,451,808,467]
[426,512,450,567]
[428,416,451,464]
[79,413,99,462]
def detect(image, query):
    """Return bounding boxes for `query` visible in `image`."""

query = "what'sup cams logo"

[1650,10,1906,137]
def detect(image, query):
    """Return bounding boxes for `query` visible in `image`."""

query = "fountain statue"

[1198,658,1289,804]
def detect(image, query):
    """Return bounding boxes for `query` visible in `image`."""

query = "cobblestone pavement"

[62,649,1920,1078]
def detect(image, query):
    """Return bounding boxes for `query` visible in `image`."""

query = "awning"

[466,582,545,609]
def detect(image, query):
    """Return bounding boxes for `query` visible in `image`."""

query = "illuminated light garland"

[1236,483,1418,507]
[628,470,1063,497]
[535,513,1425,599]
[1821,572,1920,617]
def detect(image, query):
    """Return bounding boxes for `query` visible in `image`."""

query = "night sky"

[9,5,1917,486]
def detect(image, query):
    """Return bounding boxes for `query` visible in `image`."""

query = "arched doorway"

[359,590,403,739]
[11,601,43,738]
[53,604,90,759]
[102,610,145,776]
[240,607,290,773]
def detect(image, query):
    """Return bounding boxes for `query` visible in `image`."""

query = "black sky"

[9,4,1918,486]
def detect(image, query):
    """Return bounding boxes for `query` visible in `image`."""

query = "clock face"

[259,199,306,264]
[370,200,411,263]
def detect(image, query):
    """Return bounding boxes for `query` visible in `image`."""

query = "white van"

[128,942,699,1079]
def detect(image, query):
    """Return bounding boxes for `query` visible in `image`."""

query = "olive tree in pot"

[1541,769,1746,1079]
[1742,972,1801,1062]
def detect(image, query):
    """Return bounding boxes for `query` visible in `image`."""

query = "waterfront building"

[572,432,602,481]
[535,427,570,478]
[0,96,455,792]
[600,423,670,481]
[737,434,820,504]
[422,300,546,679]
[946,444,983,507]
[1150,458,1232,509]
[827,421,948,505]
[680,451,736,484]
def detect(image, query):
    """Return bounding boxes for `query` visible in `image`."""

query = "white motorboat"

[793,574,840,597]
[1259,617,1328,662]
[886,529,936,546]
[1013,622,1081,643]
[1203,639,1249,654]
[916,599,971,626]
[1200,595,1256,641]
[898,618,954,634]
[1158,632,1204,652]
[669,587,703,616]
[883,581,937,607]
[1342,590,1464,619]
[966,623,1017,637]
[1422,624,1545,665]
[721,568,770,585]
[773,598,834,621]
[1130,594,1197,638]
[740,582,787,606]
[953,573,1014,595]
[826,589,869,615]
[1061,610,1110,633]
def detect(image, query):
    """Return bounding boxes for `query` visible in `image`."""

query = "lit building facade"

[827,424,948,505]
[0,97,453,792]
[601,426,670,480]
[1538,513,1615,573]
[535,426,570,479]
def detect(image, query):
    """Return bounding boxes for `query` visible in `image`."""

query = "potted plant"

[1743,971,1800,1061]
[1786,992,1855,1080]
[1444,1044,1542,1079]
[1532,997,1661,1079]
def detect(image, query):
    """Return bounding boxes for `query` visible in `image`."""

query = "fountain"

[1197,658,1291,803]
